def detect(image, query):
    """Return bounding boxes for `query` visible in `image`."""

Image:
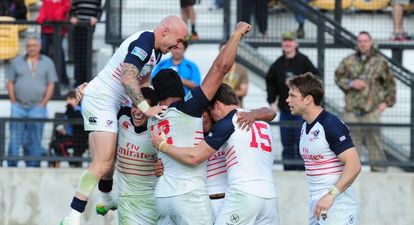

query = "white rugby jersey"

[206,147,227,195]
[147,87,210,197]
[84,31,162,105]
[299,110,354,196]
[116,107,157,197]
[205,109,277,198]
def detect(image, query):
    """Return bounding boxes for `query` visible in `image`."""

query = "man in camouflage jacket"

[335,31,396,172]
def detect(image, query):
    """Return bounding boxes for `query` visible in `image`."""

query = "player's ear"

[304,95,313,105]
[216,100,223,110]
[162,27,169,37]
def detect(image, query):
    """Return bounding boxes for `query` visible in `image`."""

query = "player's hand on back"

[150,126,167,148]
[154,159,164,177]
[144,105,168,120]
[235,22,252,37]
[236,111,255,131]
[75,82,88,104]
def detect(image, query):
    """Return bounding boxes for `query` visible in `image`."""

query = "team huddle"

[60,15,361,225]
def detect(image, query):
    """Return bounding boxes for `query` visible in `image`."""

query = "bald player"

[59,15,188,225]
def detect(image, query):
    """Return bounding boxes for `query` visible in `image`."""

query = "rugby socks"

[70,197,87,213]
[67,197,85,223]
[65,170,97,222]
[98,179,115,204]
[98,179,113,193]
[191,24,197,35]
[76,170,98,197]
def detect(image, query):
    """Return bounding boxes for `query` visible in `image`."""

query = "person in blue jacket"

[152,40,201,94]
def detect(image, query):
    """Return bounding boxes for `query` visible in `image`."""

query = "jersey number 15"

[250,122,272,152]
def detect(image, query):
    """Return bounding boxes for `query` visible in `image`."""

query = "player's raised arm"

[201,22,251,100]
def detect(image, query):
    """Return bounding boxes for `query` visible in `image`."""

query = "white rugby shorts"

[81,95,120,133]
[309,187,358,225]
[215,188,280,225]
[210,197,225,221]
[118,195,157,225]
[156,187,214,225]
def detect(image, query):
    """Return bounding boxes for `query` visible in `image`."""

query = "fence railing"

[0,117,412,170]
[0,20,95,100]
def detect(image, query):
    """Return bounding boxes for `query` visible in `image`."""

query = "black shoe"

[296,26,305,39]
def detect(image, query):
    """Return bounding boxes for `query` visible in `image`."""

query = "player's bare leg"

[60,132,117,225]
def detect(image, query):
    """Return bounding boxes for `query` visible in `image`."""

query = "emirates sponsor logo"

[302,154,324,160]
[118,145,156,160]
[301,147,324,160]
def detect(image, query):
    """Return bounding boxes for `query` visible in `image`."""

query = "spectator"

[267,0,279,8]
[0,0,27,19]
[237,0,268,38]
[265,31,318,170]
[219,42,249,107]
[0,1,9,16]
[391,0,411,41]
[151,40,201,94]
[70,0,102,87]
[335,31,396,172]
[37,0,71,93]
[209,0,223,10]
[50,90,88,168]
[6,36,58,167]
[293,0,311,39]
[180,0,199,40]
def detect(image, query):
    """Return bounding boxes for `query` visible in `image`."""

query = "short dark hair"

[141,87,158,107]
[288,72,324,106]
[151,69,185,101]
[209,83,239,108]
[66,90,76,99]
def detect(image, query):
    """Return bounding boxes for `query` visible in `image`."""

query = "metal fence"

[0,117,88,168]
[1,0,413,97]
[0,20,95,99]
[1,0,414,170]
[0,117,413,170]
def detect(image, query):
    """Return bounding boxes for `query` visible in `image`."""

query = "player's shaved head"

[161,15,188,36]
[155,15,189,54]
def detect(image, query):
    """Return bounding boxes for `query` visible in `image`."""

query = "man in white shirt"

[113,87,159,225]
